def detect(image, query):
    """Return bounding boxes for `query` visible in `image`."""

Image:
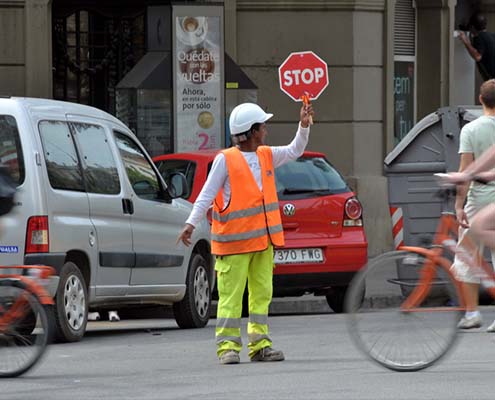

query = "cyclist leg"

[470,203,495,250]
[452,200,487,328]
[470,203,495,331]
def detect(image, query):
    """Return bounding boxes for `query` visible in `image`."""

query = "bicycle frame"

[398,212,466,312]
[0,266,55,331]
[397,202,495,312]
[0,266,55,306]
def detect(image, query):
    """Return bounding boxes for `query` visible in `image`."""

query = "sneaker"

[108,311,120,322]
[457,315,482,329]
[486,320,495,333]
[88,312,101,321]
[250,347,285,362]
[219,350,240,365]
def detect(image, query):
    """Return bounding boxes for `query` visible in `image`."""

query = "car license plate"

[274,248,324,264]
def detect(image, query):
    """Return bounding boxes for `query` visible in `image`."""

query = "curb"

[210,294,404,317]
[210,297,332,316]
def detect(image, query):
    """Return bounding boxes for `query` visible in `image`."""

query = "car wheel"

[326,285,365,313]
[173,254,211,328]
[53,261,88,342]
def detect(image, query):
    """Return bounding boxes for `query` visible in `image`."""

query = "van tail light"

[343,197,363,227]
[25,216,49,253]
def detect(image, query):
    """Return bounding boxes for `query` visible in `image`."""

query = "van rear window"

[39,121,84,191]
[0,115,25,186]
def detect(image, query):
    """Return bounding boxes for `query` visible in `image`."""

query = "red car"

[153,150,368,312]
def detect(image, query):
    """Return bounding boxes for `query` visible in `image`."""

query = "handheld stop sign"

[278,51,329,124]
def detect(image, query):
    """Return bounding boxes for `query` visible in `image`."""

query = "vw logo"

[283,203,296,217]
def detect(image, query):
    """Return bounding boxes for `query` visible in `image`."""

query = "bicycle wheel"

[0,281,50,377]
[345,250,462,372]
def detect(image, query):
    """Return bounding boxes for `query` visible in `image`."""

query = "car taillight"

[343,197,363,227]
[25,216,49,253]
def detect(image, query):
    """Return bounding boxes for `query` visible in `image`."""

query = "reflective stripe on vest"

[212,202,279,223]
[211,146,284,255]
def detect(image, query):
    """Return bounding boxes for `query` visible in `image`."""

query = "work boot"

[219,350,240,365]
[250,347,285,362]
[457,314,482,329]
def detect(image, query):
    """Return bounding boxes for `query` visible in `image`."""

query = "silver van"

[0,98,213,342]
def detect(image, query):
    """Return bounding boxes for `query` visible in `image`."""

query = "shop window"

[52,7,145,114]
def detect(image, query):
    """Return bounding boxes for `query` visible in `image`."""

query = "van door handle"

[122,198,134,215]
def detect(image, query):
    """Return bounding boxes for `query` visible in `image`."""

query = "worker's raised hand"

[177,224,194,246]
[300,103,314,128]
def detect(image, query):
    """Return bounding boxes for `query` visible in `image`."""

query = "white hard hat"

[229,103,273,135]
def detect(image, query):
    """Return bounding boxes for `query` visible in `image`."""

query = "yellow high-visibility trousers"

[215,244,274,358]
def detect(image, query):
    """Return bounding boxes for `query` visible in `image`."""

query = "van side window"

[39,121,84,191]
[71,123,120,194]
[114,132,162,201]
[0,115,25,185]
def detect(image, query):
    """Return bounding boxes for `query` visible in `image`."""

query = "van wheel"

[173,254,211,329]
[53,262,88,342]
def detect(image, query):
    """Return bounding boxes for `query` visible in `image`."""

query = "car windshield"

[275,156,349,199]
[0,115,25,186]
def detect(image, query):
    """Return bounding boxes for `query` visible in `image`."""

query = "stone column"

[223,0,237,61]
[385,0,395,154]
[415,0,456,119]
[25,0,52,98]
[0,0,25,95]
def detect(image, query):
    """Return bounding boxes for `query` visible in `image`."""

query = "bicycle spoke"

[0,284,49,377]
[346,251,461,371]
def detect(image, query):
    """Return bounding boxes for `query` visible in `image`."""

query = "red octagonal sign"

[278,51,329,101]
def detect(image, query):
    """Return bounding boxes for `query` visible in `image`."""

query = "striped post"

[389,206,404,249]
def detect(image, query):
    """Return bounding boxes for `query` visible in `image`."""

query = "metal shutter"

[394,0,416,56]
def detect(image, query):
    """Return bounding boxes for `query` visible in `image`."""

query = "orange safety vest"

[211,146,284,255]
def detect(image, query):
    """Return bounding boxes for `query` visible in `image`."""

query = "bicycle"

[0,265,55,377]
[345,176,495,371]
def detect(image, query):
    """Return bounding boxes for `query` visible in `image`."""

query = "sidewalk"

[210,295,333,316]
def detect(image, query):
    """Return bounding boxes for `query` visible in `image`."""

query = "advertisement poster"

[173,7,224,152]
[394,61,415,143]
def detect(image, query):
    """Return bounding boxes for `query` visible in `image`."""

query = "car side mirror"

[168,172,187,199]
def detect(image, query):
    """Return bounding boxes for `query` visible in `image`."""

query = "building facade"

[1,0,493,256]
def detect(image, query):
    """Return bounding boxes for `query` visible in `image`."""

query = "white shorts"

[451,199,495,284]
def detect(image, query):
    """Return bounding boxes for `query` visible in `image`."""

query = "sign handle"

[301,93,313,125]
